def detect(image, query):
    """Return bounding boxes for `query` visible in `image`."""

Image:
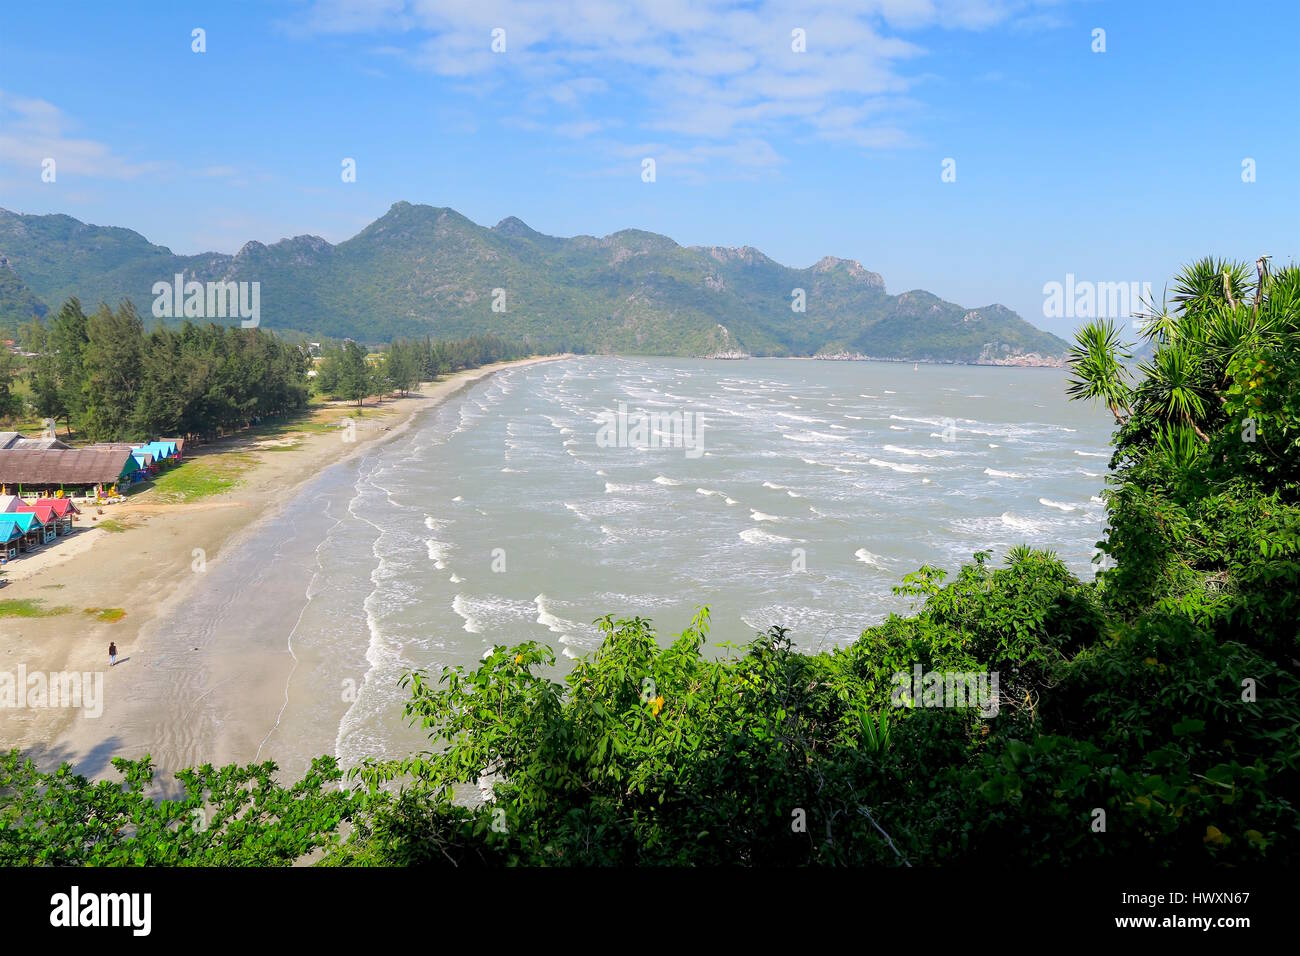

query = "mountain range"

[0,203,1067,363]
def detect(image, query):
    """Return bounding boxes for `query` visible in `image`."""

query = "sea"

[131,356,1115,777]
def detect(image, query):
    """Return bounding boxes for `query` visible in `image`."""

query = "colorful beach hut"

[0,512,47,552]
[23,497,80,534]
[0,493,22,513]
[0,520,21,560]
[133,441,179,468]
[23,503,62,543]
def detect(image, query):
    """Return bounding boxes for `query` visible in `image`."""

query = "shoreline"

[0,354,571,777]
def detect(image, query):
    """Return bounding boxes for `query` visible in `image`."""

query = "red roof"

[30,503,56,524]
[32,497,80,516]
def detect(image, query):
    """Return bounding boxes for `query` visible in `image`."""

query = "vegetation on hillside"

[0,258,1295,866]
[0,204,1067,361]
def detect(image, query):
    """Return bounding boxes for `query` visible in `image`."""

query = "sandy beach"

[0,355,568,780]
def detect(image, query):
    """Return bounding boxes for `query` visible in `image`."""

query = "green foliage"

[4,256,1295,868]
[317,340,370,406]
[0,752,355,865]
[18,296,312,442]
[1066,317,1133,421]
[0,344,21,420]
[314,333,534,404]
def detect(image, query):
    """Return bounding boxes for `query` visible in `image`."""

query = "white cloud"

[288,0,1073,176]
[0,91,161,180]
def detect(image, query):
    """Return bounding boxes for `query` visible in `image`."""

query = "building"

[23,497,80,534]
[0,512,48,552]
[0,431,70,451]
[0,448,141,499]
[0,520,21,561]
[133,440,179,466]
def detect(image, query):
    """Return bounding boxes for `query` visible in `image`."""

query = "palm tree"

[1136,344,1211,441]
[1171,257,1251,315]
[1066,318,1133,423]
[1068,258,1297,446]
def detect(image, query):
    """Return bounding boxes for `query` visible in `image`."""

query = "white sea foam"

[425,539,450,569]
[854,548,889,569]
[653,475,681,486]
[983,468,1023,479]
[751,510,782,522]
[869,458,925,474]
[1074,450,1109,458]
[452,594,483,633]
[883,444,954,459]
[534,594,584,637]
[783,430,848,443]
[740,528,792,545]
[1039,498,1077,512]
[1001,513,1043,533]
[889,413,945,427]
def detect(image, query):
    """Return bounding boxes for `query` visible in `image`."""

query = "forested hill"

[0,203,1067,363]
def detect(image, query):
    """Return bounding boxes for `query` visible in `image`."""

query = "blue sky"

[0,0,1296,338]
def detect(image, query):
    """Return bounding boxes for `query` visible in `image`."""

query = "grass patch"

[257,441,304,453]
[0,599,73,618]
[151,453,255,503]
[96,519,132,533]
[287,420,340,434]
[84,607,126,623]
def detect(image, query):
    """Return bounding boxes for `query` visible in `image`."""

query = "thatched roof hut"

[0,448,140,495]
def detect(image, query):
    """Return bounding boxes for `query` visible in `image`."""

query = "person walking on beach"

[109,642,117,667]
